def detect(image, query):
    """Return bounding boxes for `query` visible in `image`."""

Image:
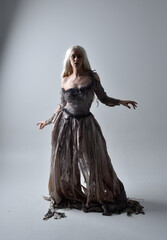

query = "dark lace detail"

[62,108,91,119]
[61,70,95,96]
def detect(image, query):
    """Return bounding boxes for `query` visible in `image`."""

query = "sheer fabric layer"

[43,71,144,219]
[48,110,126,207]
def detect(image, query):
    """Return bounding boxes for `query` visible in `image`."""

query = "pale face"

[69,49,83,70]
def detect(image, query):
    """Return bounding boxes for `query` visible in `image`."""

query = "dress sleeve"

[45,90,67,125]
[94,79,120,107]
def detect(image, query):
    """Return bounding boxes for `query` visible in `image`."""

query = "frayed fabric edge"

[42,196,145,220]
[43,197,66,221]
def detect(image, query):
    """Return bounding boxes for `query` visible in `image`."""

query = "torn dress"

[43,70,144,219]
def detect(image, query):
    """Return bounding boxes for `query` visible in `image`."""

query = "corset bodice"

[62,76,94,116]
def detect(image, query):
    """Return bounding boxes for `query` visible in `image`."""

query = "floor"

[1,139,167,240]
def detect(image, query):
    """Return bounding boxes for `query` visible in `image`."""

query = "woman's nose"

[74,56,78,61]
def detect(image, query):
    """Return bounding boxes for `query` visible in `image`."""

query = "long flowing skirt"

[44,111,144,220]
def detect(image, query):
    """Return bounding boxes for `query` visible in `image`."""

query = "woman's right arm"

[36,78,67,130]
[36,105,61,129]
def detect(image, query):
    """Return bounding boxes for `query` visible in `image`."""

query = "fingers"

[122,100,138,110]
[132,101,138,105]
[40,123,45,129]
[36,121,45,127]
[133,103,138,109]
[130,101,138,109]
[36,121,43,126]
[131,104,136,109]
[123,103,130,109]
[36,121,46,129]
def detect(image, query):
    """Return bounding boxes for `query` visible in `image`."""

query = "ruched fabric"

[43,71,144,220]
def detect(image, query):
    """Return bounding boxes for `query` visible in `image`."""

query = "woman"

[37,45,144,220]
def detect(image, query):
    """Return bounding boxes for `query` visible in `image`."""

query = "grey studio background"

[0,0,167,240]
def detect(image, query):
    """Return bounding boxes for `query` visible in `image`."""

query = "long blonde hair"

[61,45,92,78]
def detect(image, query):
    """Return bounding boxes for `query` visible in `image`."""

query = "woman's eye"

[71,54,82,59]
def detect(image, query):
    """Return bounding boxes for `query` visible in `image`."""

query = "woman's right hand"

[36,121,47,129]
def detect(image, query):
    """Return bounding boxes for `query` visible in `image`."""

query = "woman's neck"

[72,68,85,78]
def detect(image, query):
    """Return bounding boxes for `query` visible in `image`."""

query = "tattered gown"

[43,71,144,220]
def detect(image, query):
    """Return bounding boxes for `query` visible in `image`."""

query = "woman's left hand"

[120,100,138,109]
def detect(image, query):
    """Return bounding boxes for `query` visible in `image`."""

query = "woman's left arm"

[93,73,137,109]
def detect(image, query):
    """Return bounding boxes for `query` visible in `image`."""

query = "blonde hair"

[61,45,91,78]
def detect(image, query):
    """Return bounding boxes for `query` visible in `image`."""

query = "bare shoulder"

[92,72,100,81]
[61,76,68,83]
[61,76,68,88]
